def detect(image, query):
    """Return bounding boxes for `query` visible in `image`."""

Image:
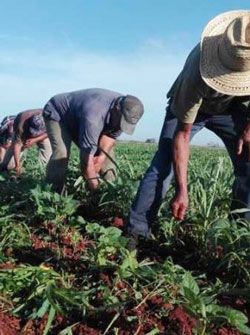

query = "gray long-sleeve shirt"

[43,88,122,154]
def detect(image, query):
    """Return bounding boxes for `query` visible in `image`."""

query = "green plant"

[0,143,249,334]
[30,184,79,224]
[86,223,127,265]
[180,272,250,334]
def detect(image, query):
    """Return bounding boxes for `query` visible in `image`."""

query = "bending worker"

[128,10,250,244]
[43,88,144,193]
[1,109,52,175]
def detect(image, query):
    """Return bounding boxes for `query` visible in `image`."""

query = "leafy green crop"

[0,144,249,334]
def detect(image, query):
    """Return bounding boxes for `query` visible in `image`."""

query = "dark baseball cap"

[28,115,46,137]
[120,95,144,135]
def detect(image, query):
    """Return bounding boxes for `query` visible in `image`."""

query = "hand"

[171,191,188,221]
[86,176,100,191]
[24,138,35,148]
[237,123,250,161]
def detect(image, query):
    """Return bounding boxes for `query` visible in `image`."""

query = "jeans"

[128,106,250,237]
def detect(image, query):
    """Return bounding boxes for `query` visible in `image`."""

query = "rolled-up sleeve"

[171,77,203,124]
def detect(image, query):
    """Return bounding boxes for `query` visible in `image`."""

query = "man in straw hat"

[128,10,250,247]
[43,88,144,193]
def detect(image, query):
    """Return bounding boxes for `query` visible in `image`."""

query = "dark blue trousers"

[128,106,250,237]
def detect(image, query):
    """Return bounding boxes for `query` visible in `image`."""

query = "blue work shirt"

[43,88,122,154]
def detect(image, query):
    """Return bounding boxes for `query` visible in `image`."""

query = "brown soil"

[0,311,20,335]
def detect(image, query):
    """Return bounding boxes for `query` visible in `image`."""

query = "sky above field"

[0,0,249,145]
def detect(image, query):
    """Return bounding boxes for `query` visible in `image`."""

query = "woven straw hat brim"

[200,10,250,96]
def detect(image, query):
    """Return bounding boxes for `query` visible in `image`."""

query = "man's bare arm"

[80,135,115,189]
[94,134,116,173]
[171,122,193,220]
[13,142,23,175]
[24,133,48,148]
[80,151,100,190]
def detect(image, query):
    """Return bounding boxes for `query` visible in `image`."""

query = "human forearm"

[31,133,47,144]
[172,131,190,193]
[171,123,192,220]
[98,135,115,159]
[95,135,116,172]
[80,152,100,189]
[24,134,48,148]
[13,142,23,172]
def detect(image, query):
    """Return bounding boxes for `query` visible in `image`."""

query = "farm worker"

[0,115,16,165]
[128,10,250,245]
[43,88,144,193]
[0,109,52,175]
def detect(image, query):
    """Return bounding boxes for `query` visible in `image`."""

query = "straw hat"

[200,10,250,96]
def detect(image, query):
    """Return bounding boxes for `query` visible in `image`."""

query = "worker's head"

[28,115,46,137]
[200,10,250,95]
[110,95,144,135]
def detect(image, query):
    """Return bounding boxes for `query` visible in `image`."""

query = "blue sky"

[0,0,249,145]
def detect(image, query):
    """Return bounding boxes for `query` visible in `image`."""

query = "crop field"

[0,142,249,335]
